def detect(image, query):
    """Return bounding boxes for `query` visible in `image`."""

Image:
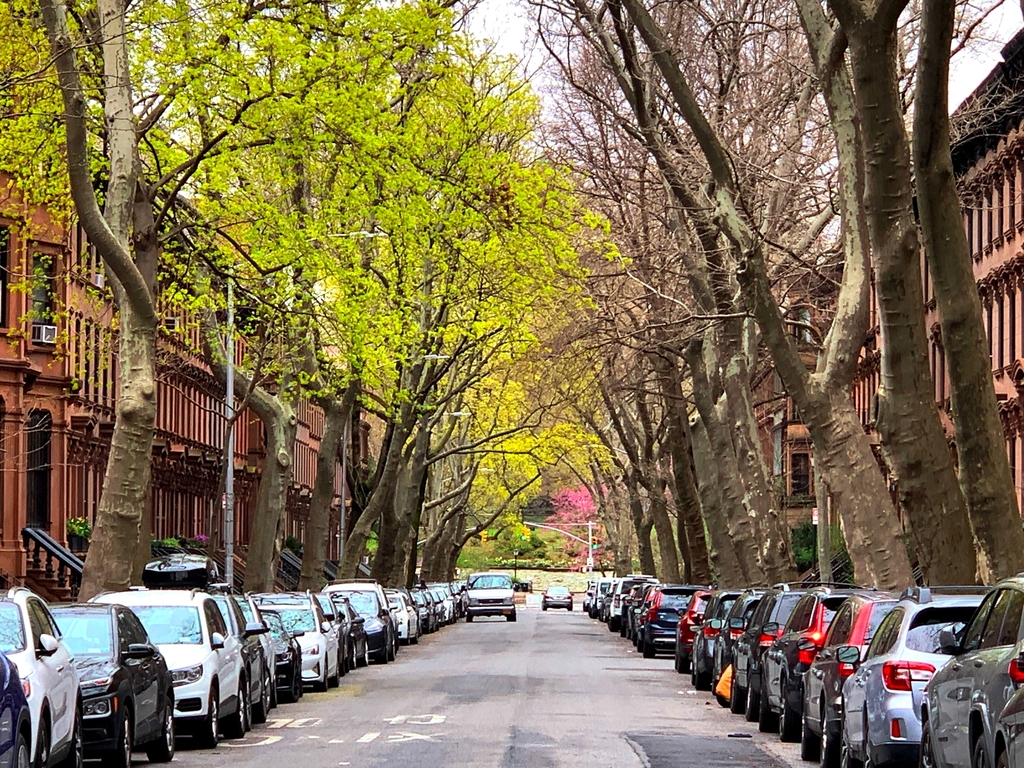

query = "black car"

[638,585,705,658]
[330,595,370,668]
[330,589,392,663]
[409,590,435,635]
[732,585,807,727]
[210,593,270,724]
[762,587,872,739]
[314,594,351,677]
[690,589,742,686]
[261,610,303,703]
[53,603,175,767]
[716,589,764,709]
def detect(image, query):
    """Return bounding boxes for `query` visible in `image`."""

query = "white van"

[465,572,516,622]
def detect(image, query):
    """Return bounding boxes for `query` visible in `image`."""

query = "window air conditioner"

[31,323,57,345]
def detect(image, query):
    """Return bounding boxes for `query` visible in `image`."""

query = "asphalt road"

[132,606,803,768]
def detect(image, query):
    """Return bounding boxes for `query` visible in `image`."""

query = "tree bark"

[831,3,977,584]
[648,471,681,583]
[626,471,657,576]
[298,397,347,591]
[913,0,1024,581]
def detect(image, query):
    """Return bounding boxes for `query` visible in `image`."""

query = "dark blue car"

[0,651,31,768]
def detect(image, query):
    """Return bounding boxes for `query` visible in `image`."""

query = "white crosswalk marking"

[356,732,381,743]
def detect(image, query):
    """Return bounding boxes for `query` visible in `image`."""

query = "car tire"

[745,678,760,722]
[356,645,367,668]
[542,605,548,611]
[780,683,801,742]
[56,709,82,768]
[675,649,686,674]
[801,710,821,762]
[820,707,839,768]
[696,668,712,691]
[466,614,474,623]
[223,682,248,739]
[642,634,656,659]
[14,727,29,768]
[387,635,397,662]
[759,678,779,733]
[412,633,419,645]
[507,612,517,622]
[730,676,747,715]
[35,716,50,768]
[996,748,1009,768]
[146,695,175,763]
[920,718,937,768]
[973,738,993,768]
[196,688,219,749]
[109,710,132,768]
[329,655,341,688]
[253,670,272,723]
[339,650,348,678]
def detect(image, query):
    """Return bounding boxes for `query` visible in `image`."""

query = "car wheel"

[56,710,82,768]
[329,655,341,688]
[996,748,1009,768]
[466,614,474,623]
[196,689,219,749]
[675,649,686,674]
[283,666,300,704]
[758,678,779,733]
[387,635,397,662]
[146,695,175,763]
[920,719,936,768]
[780,683,801,742]
[542,604,548,611]
[253,669,272,723]
[14,727,29,768]
[745,678,760,723]
[801,710,821,762]
[820,706,839,768]
[730,675,747,716]
[642,633,656,659]
[568,603,573,611]
[507,612,517,622]
[110,710,132,768]
[223,682,248,739]
[411,632,419,645]
[338,650,348,678]
[839,736,862,768]
[35,717,50,768]
[973,739,992,768]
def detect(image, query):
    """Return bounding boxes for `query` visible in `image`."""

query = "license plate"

[504,610,512,615]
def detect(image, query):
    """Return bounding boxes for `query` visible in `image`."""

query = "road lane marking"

[384,714,446,725]
[329,738,346,744]
[357,732,381,743]
[387,732,440,742]
[288,718,323,728]
[221,736,283,748]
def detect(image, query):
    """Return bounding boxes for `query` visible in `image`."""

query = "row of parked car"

[0,554,469,768]
[584,573,1024,768]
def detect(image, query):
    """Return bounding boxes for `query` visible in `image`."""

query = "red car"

[675,590,712,672]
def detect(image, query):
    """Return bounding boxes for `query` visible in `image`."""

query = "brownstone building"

[0,177,353,594]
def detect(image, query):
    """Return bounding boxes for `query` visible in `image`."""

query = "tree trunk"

[839,20,977,585]
[650,350,711,583]
[648,471,681,582]
[81,302,157,598]
[298,397,347,591]
[913,0,1024,582]
[244,393,297,593]
[626,471,657,576]
[688,416,746,586]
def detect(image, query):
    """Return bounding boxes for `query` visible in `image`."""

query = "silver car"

[920,579,1024,768]
[840,588,984,767]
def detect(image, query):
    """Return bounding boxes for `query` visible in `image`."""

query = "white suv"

[385,591,420,645]
[0,587,81,768]
[92,589,246,747]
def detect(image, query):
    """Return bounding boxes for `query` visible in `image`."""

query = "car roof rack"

[776,581,861,589]
[900,586,988,603]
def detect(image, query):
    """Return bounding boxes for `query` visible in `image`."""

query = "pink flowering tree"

[547,487,611,571]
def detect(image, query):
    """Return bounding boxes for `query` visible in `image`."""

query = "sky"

[466,0,1024,113]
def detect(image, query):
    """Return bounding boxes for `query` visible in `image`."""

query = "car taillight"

[759,627,782,647]
[647,607,658,622]
[1009,657,1024,688]
[729,628,744,638]
[881,661,936,691]
[798,646,820,666]
[703,624,720,637]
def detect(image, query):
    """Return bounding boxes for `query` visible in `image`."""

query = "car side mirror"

[836,645,861,665]
[125,643,155,660]
[211,632,225,650]
[244,622,269,638]
[729,617,746,630]
[38,634,59,657]
[761,622,780,636]
[321,621,332,633]
[708,618,724,630]
[352,617,365,625]
[939,628,962,655]
[797,637,819,651]
[291,630,305,638]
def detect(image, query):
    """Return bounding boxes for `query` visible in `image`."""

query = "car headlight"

[275,650,292,663]
[468,598,480,606]
[503,597,514,605]
[83,698,112,718]
[303,644,321,657]
[171,665,203,686]
[365,618,383,632]
[81,676,113,695]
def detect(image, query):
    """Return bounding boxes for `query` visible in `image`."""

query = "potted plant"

[66,517,91,552]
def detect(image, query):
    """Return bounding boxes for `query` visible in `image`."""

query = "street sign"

[812,507,819,525]
[586,556,594,568]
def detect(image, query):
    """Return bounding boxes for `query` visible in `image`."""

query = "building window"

[967,211,974,255]
[26,410,51,529]
[999,293,1006,368]
[924,254,930,302]
[1011,289,1017,363]
[791,452,811,496]
[987,190,994,246]
[0,227,7,327]
[998,183,1005,237]
[1011,172,1017,233]
[988,302,994,362]
[31,252,55,323]
[1012,436,1018,490]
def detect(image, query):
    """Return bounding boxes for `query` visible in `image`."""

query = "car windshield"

[52,610,113,658]
[906,607,976,653]
[548,587,570,596]
[0,605,26,654]
[599,582,611,595]
[469,575,512,590]
[132,606,203,645]
[265,608,317,633]
[343,592,380,617]
[263,612,289,642]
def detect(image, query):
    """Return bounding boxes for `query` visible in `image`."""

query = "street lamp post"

[587,521,594,574]
[513,549,520,581]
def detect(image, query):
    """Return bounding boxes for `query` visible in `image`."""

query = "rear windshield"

[599,582,612,594]
[716,597,738,617]
[821,597,848,627]
[773,594,802,625]
[132,606,203,645]
[906,607,977,653]
[548,587,570,596]
[660,593,692,611]
[688,594,708,614]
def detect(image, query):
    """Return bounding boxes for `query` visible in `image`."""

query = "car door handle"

[56,665,64,673]
[951,663,963,671]
[973,660,985,668]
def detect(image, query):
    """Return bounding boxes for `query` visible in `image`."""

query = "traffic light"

[591,543,599,550]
